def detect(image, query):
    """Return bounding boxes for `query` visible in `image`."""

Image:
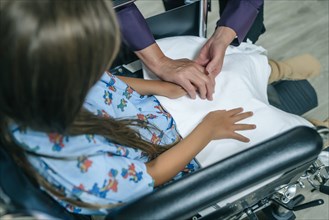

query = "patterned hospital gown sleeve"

[11,72,199,215]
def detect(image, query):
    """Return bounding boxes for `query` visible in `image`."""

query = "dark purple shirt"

[217,0,264,44]
[116,0,264,51]
[116,3,155,51]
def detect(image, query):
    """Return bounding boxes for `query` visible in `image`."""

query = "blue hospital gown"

[11,72,200,215]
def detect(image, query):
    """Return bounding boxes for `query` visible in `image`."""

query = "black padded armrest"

[107,126,322,220]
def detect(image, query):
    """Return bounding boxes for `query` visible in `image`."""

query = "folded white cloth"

[143,36,312,167]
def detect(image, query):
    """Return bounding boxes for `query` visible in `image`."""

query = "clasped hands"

[156,57,215,100]
[156,27,236,101]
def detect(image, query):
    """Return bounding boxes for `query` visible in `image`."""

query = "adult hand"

[195,26,237,77]
[136,43,215,100]
[157,58,215,100]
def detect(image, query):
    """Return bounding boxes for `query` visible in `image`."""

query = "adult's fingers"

[193,61,207,74]
[189,75,208,100]
[194,68,216,100]
[195,45,210,66]
[205,74,215,100]
[170,60,213,100]
[185,66,212,100]
[180,81,197,99]
[205,53,224,76]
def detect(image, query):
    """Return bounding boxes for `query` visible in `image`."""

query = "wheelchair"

[1,1,328,219]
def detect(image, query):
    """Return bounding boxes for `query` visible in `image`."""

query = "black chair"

[1,1,327,220]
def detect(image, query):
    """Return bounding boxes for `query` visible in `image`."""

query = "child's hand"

[201,107,255,142]
[160,81,187,99]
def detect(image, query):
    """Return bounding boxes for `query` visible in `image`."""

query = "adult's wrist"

[135,43,169,78]
[154,56,174,79]
[213,26,237,47]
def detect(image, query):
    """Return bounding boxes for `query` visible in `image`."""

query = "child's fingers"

[231,132,250,143]
[233,111,253,122]
[234,124,256,131]
[227,107,244,115]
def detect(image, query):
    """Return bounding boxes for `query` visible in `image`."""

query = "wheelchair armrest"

[106,126,322,220]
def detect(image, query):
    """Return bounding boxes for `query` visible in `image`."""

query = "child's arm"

[146,108,256,186]
[117,76,187,99]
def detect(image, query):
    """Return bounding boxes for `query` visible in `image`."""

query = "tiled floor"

[136,0,329,219]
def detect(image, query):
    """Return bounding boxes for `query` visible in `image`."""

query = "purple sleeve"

[217,0,264,45]
[116,3,155,51]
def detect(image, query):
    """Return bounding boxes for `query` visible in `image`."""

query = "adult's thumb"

[206,56,223,75]
[195,54,209,66]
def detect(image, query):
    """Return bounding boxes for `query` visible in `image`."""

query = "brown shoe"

[308,118,329,128]
[268,54,321,84]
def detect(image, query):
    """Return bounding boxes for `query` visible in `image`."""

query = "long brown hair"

[0,0,172,210]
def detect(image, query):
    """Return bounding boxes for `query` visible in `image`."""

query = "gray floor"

[136,0,329,219]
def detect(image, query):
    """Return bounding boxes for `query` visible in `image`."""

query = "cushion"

[143,36,312,167]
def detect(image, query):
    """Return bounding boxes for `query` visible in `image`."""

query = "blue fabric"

[11,72,199,215]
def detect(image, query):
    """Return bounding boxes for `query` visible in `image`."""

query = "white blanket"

[143,36,312,167]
